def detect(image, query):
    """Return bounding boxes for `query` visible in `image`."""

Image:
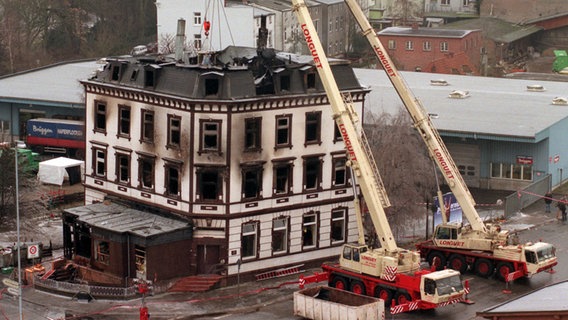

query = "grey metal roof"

[65,202,191,237]
[354,68,568,141]
[378,26,475,38]
[478,280,568,314]
[440,17,543,44]
[0,60,100,107]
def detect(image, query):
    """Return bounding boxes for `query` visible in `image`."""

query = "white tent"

[37,157,84,186]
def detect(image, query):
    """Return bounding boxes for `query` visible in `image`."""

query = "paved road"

[0,204,564,320]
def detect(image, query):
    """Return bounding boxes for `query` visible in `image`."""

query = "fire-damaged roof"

[85,45,363,100]
[65,202,191,238]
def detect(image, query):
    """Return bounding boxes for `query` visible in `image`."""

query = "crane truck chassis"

[292,0,469,313]
[340,0,558,281]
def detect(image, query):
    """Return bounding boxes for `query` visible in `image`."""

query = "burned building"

[64,22,368,287]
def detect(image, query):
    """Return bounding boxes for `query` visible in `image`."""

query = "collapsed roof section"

[89,45,363,101]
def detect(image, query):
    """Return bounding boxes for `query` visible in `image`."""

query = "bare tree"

[363,109,437,243]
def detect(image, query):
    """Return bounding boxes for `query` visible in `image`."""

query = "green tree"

[0,148,17,222]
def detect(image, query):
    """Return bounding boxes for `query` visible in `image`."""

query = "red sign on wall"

[516,156,533,165]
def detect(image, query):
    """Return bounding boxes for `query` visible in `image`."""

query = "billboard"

[433,192,463,227]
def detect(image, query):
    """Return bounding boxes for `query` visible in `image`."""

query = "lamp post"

[14,144,23,320]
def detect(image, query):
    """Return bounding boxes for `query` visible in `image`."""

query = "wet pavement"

[0,192,560,320]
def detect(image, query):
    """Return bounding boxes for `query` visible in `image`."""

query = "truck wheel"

[374,286,393,305]
[474,258,494,278]
[427,251,446,270]
[350,280,366,295]
[330,276,348,291]
[495,262,515,282]
[394,291,412,305]
[448,254,468,274]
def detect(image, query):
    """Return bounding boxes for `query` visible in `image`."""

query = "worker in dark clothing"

[556,199,567,223]
[545,191,553,213]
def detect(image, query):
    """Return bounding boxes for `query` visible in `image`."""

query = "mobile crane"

[341,0,557,281]
[292,0,468,312]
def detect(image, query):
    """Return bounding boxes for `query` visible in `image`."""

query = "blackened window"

[197,168,222,201]
[205,78,219,96]
[331,208,346,243]
[165,161,181,197]
[118,105,131,137]
[168,115,181,148]
[245,117,261,151]
[302,212,318,249]
[332,157,347,187]
[273,159,294,195]
[305,111,321,145]
[116,152,130,184]
[307,73,316,89]
[242,165,263,200]
[94,101,106,132]
[303,156,322,191]
[141,110,154,143]
[272,216,289,254]
[138,155,155,190]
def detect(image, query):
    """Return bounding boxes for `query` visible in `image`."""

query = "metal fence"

[504,174,551,218]
[34,276,139,299]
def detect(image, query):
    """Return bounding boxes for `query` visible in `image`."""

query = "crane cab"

[420,269,465,304]
[339,243,420,279]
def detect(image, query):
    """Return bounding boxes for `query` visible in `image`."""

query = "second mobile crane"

[342,0,557,282]
[292,0,468,313]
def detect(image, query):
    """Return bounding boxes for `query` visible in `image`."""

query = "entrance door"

[197,244,220,274]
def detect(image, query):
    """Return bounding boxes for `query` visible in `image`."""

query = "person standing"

[545,191,553,213]
[556,199,567,223]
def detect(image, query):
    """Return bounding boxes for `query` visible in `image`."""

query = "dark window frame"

[332,155,349,188]
[272,158,294,196]
[241,221,260,260]
[305,111,322,146]
[330,207,347,245]
[275,114,292,149]
[118,104,131,139]
[167,114,182,149]
[244,117,262,152]
[199,119,222,155]
[137,153,156,191]
[115,150,132,185]
[303,155,323,192]
[241,164,264,201]
[272,216,290,255]
[92,146,107,178]
[141,109,155,144]
[164,159,182,198]
[196,166,223,202]
[94,100,107,133]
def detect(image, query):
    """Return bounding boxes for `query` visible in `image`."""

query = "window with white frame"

[93,148,106,177]
[272,216,289,254]
[302,212,318,249]
[0,120,10,133]
[441,0,450,5]
[405,40,414,50]
[118,105,130,138]
[194,12,202,25]
[200,119,221,153]
[167,114,181,148]
[241,222,259,259]
[440,41,449,52]
[141,110,154,143]
[423,41,432,51]
[490,162,532,181]
[332,157,348,187]
[388,40,396,50]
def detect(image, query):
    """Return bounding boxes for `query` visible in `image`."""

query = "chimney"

[175,18,186,62]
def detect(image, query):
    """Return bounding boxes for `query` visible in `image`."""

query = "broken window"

[197,168,222,201]
[144,69,155,87]
[94,100,106,132]
[141,110,154,143]
[200,120,221,153]
[205,78,219,96]
[95,240,110,265]
[168,114,181,148]
[242,165,263,200]
[118,105,131,137]
[273,159,293,195]
[303,156,322,191]
[165,161,181,197]
[280,74,290,91]
[135,245,146,276]
[93,148,106,177]
[111,65,121,81]
[244,117,261,151]
[194,34,202,50]
[116,152,130,184]
[331,208,346,243]
[306,73,316,89]
[333,123,343,142]
[241,222,258,259]
[272,216,289,254]
[332,157,347,187]
[275,114,292,148]
[305,111,321,145]
[302,212,318,249]
[138,154,155,189]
